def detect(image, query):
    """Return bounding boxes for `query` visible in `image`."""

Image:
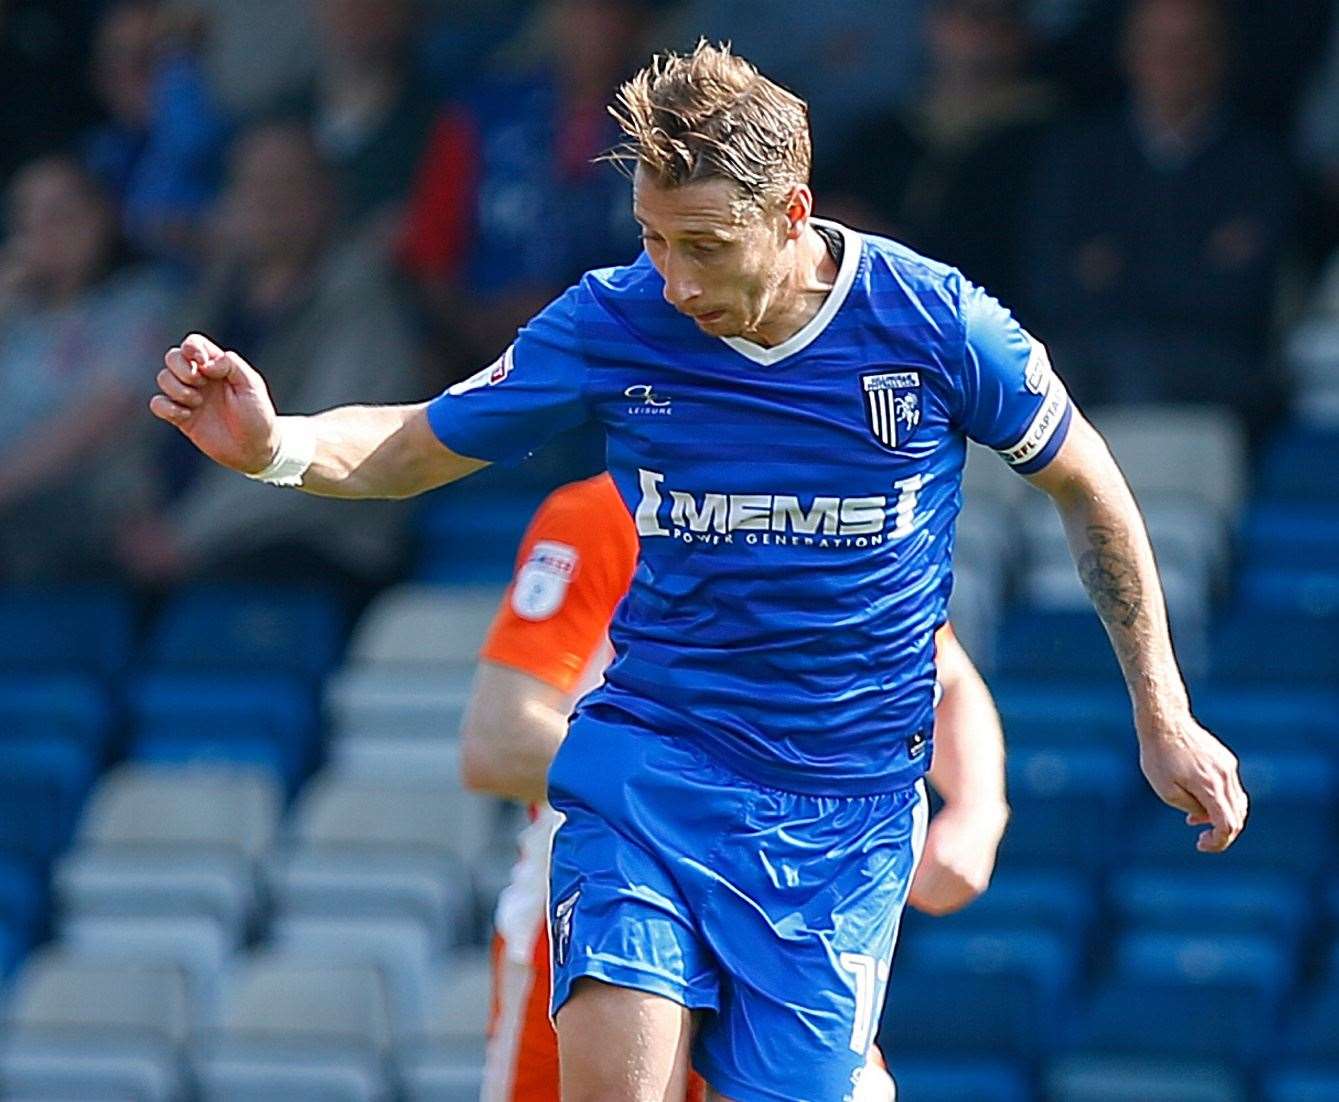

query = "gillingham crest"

[861,370,922,451]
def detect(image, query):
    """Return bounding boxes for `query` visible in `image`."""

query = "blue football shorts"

[546,705,929,1102]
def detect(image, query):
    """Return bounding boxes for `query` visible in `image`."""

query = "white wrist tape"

[245,416,316,486]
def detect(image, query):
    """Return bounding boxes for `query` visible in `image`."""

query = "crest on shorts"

[553,889,580,966]
[861,371,921,451]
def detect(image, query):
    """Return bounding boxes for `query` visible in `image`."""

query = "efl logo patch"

[511,540,579,621]
[861,371,921,451]
[552,889,580,967]
[1024,338,1053,396]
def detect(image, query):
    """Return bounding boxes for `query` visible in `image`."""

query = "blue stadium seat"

[0,739,96,865]
[1045,1055,1246,1102]
[0,673,114,756]
[0,856,44,952]
[903,868,1095,953]
[1257,428,1339,505]
[1074,932,1291,1066]
[413,493,549,584]
[1122,751,1335,873]
[990,681,1131,747]
[145,583,347,681]
[887,1057,1031,1102]
[995,608,1122,684]
[1240,504,1339,574]
[0,918,20,979]
[1210,610,1339,685]
[128,673,319,794]
[880,928,1075,1060]
[999,747,1134,871]
[1107,869,1310,942]
[1282,943,1339,1062]
[1192,685,1339,755]
[1264,1065,1339,1101]
[1238,566,1339,620]
[1325,880,1339,934]
[0,585,134,677]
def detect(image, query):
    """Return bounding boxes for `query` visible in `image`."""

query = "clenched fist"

[150,333,279,474]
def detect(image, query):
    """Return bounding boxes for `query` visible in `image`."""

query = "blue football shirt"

[428,221,1072,794]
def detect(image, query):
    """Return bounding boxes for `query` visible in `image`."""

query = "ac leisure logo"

[633,468,925,549]
[624,383,672,416]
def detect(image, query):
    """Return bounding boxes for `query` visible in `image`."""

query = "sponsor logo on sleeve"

[511,540,580,621]
[446,346,515,396]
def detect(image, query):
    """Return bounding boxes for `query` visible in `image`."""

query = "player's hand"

[908,800,1008,916]
[150,333,279,474]
[1138,714,1248,853]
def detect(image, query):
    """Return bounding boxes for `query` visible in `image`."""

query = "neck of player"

[743,223,839,349]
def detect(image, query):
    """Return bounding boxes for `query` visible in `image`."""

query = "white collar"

[720,218,861,367]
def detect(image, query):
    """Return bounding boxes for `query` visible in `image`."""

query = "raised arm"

[908,627,1008,916]
[150,333,487,499]
[1027,411,1249,852]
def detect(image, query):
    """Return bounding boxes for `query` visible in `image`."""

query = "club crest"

[861,371,922,451]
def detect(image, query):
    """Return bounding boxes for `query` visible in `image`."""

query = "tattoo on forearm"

[1078,524,1143,629]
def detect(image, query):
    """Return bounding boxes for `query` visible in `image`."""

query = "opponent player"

[151,41,1247,1102]
[461,472,1008,1101]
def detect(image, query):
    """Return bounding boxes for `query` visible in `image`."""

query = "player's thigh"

[693,781,928,1100]
[556,976,695,1102]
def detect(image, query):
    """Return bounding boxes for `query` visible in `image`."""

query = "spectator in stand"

[168,0,316,121]
[1284,247,1339,423]
[0,1,100,187]
[398,0,650,380]
[1298,8,1339,268]
[0,156,176,581]
[82,0,229,263]
[656,0,932,154]
[282,0,438,229]
[821,0,1058,307]
[119,121,422,594]
[1022,0,1294,423]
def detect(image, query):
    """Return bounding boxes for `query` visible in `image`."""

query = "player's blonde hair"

[606,40,812,210]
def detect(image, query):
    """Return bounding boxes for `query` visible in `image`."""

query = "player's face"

[633,168,794,340]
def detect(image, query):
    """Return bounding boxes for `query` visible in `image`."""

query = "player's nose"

[661,262,701,312]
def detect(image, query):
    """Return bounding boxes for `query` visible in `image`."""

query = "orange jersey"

[480,472,637,694]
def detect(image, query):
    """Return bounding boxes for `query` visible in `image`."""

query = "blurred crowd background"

[0,0,1336,591]
[3,2,1339,1100]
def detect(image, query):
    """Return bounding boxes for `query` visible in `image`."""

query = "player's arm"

[458,478,635,803]
[459,661,573,804]
[909,627,1009,916]
[1027,412,1248,851]
[150,334,486,499]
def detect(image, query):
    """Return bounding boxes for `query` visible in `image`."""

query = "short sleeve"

[479,476,638,693]
[426,285,591,464]
[954,280,1073,476]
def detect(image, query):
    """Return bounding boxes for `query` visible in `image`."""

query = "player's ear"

[783,185,813,239]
